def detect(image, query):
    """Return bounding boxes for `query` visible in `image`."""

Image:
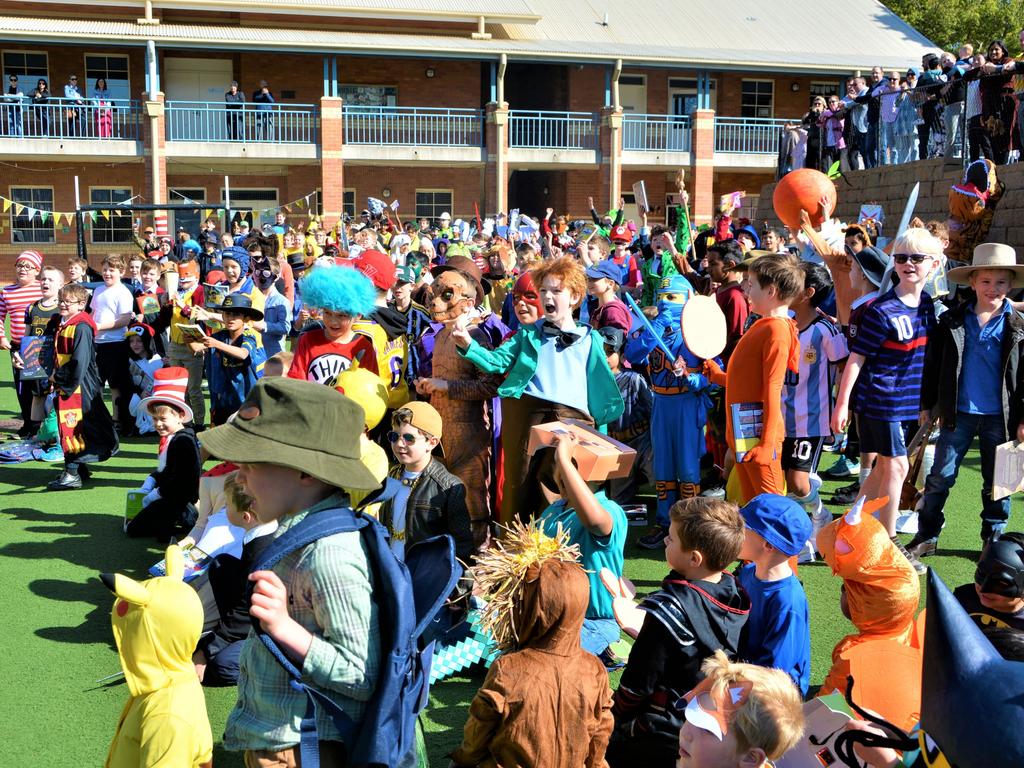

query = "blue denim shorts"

[858,416,907,457]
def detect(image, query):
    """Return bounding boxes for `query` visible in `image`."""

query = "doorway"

[164,58,234,140]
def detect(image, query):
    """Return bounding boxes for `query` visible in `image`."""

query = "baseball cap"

[395,264,417,285]
[610,225,631,244]
[400,401,443,439]
[199,377,381,490]
[585,260,625,284]
[597,325,626,353]
[354,249,397,291]
[739,494,813,557]
[851,245,891,288]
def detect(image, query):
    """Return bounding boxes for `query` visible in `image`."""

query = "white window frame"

[741,78,774,119]
[9,185,55,244]
[809,80,842,99]
[2,49,49,86]
[415,188,454,224]
[82,52,131,101]
[343,188,356,218]
[88,185,135,244]
[667,77,717,114]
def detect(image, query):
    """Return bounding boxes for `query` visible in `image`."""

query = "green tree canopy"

[886,0,1024,55]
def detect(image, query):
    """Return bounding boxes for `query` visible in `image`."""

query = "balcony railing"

[622,113,691,152]
[508,110,598,150]
[0,96,141,140]
[165,101,318,143]
[714,117,796,154]
[343,105,483,147]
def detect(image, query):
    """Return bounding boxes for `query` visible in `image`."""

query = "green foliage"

[886,0,1024,54]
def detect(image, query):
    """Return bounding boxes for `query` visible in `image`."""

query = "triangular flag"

[89,211,98,222]
[296,198,306,210]
[100,210,110,220]
[39,211,49,224]
[283,205,292,213]
[14,204,24,216]
[204,209,214,219]
[1,198,10,213]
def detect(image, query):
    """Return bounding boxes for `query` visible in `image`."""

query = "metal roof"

[0,0,935,71]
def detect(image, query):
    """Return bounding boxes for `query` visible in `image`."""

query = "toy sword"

[623,292,686,376]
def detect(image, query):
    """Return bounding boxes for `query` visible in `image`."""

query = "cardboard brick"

[527,419,637,482]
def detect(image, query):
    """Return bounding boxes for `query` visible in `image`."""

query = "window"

[343,189,356,219]
[667,77,717,114]
[2,51,47,89]
[90,187,133,243]
[84,54,130,101]
[810,81,841,99]
[741,80,774,118]
[415,189,452,224]
[9,187,54,244]
[221,188,278,228]
[339,85,396,107]
[170,188,206,238]
[737,194,760,221]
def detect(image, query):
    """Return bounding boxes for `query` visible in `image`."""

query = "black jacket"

[380,457,474,567]
[152,428,201,506]
[920,301,1024,435]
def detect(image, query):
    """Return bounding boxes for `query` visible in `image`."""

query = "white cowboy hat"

[948,243,1024,288]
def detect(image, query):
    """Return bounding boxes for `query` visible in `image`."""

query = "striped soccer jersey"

[784,313,849,438]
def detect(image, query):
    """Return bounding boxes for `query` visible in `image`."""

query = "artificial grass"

[0,364,1003,765]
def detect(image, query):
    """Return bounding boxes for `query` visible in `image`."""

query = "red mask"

[513,272,542,314]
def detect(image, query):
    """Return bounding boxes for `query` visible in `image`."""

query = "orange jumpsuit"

[708,316,799,503]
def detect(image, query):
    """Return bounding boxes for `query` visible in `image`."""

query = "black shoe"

[892,535,927,575]
[831,481,861,506]
[78,465,92,481]
[48,471,82,490]
[906,535,938,559]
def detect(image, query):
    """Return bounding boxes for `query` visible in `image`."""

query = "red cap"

[353,249,397,291]
[610,225,631,244]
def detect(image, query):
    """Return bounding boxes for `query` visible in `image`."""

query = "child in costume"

[736,494,813,695]
[16,265,62,438]
[783,262,849,562]
[910,243,1024,559]
[607,497,750,768]
[624,274,713,549]
[676,650,804,768]
[453,256,624,524]
[450,523,614,768]
[585,260,631,333]
[289,264,379,385]
[48,283,118,490]
[160,257,205,426]
[832,228,940,572]
[101,544,213,768]
[125,323,164,435]
[601,326,653,506]
[816,497,920,698]
[0,249,44,435]
[204,293,266,426]
[954,532,1024,632]
[126,368,202,542]
[705,254,804,503]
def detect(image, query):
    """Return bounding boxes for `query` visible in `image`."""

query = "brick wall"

[343,165,485,221]
[754,158,1024,258]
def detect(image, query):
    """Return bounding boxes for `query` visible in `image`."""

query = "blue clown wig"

[300,264,377,317]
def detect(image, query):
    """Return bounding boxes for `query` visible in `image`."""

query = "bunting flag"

[100,210,110,220]
[296,198,306,210]
[39,211,49,224]
[89,211,98,223]
[14,204,24,216]
[1,199,9,213]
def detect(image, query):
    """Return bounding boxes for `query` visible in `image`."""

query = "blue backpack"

[250,487,461,768]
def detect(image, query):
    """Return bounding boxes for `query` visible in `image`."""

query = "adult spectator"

[252,80,274,140]
[860,66,885,167]
[272,211,287,236]
[93,77,113,138]
[876,71,902,164]
[799,96,826,171]
[30,78,49,135]
[224,80,244,140]
[1016,28,1024,156]
[64,73,84,137]
[843,77,870,170]
[980,39,1016,165]
[819,94,845,170]
[916,54,945,159]
[3,73,23,137]
[895,71,920,164]
[940,52,968,159]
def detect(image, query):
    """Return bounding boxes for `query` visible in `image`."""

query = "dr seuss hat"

[948,243,1024,288]
[138,367,194,423]
[740,493,812,557]
[199,377,381,490]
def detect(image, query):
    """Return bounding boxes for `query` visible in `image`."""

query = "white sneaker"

[797,539,817,564]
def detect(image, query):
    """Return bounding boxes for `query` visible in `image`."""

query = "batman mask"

[975,535,1024,598]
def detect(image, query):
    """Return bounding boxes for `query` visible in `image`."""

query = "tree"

[885,0,1024,54]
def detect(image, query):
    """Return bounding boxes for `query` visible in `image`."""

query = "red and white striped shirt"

[0,281,44,344]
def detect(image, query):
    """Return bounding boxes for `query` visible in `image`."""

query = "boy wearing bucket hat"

[908,243,1024,562]
[197,377,383,765]
[203,293,266,425]
[126,367,202,541]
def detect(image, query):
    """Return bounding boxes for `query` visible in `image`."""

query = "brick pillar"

[142,92,167,234]
[484,101,508,214]
[690,108,716,226]
[598,106,622,211]
[320,96,344,231]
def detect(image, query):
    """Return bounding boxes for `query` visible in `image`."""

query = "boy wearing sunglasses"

[832,228,941,572]
[378,401,474,567]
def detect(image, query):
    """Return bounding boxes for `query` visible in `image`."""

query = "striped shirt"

[223,492,381,751]
[784,313,849,438]
[850,289,934,421]
[0,281,43,344]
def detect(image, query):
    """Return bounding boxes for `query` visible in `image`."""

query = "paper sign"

[858,204,884,226]
[124,490,146,532]
[994,440,1024,499]
[19,335,52,381]
[527,419,637,482]
[681,295,727,360]
[389,199,400,211]
[632,180,649,213]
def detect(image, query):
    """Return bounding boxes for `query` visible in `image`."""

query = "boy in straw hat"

[908,243,1024,560]
[197,377,382,766]
[126,367,202,542]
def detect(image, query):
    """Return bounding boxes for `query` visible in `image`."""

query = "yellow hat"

[335,368,388,430]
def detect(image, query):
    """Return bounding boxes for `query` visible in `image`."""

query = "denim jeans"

[944,102,963,158]
[881,121,898,164]
[918,412,1009,540]
[580,617,620,656]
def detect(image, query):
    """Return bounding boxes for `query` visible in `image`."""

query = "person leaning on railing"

[252,80,274,140]
[3,74,23,137]
[224,80,245,140]
[31,78,49,136]
[64,74,85,137]
[979,39,1017,165]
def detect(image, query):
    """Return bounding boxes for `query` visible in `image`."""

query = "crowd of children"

[6,186,1024,766]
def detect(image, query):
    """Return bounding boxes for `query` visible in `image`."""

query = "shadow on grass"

[30,577,118,648]
[424,673,487,762]
[212,744,245,767]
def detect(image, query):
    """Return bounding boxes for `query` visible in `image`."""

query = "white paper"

[632,180,649,213]
[994,440,1024,500]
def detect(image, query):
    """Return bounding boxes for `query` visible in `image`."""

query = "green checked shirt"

[224,493,381,752]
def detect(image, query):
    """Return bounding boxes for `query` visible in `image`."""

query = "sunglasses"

[893,253,930,265]
[70,77,77,81]
[387,431,421,445]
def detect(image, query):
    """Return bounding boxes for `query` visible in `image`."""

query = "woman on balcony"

[979,40,1017,165]
[30,79,49,136]
[93,77,113,139]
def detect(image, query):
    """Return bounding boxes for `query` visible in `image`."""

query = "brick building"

[0,0,932,262]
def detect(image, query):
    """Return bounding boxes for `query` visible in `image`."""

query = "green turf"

[0,363,1005,765]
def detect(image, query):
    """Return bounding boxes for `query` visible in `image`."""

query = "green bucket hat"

[198,377,381,491]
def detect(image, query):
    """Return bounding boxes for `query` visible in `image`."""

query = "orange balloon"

[773,168,837,230]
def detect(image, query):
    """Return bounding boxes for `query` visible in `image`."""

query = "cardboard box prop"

[527,419,636,482]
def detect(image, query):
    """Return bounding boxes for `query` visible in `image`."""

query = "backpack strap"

[248,506,367,768]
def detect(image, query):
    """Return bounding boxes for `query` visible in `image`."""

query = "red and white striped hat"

[16,250,43,271]
[138,366,193,423]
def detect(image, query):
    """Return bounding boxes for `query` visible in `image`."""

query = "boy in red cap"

[608,225,641,290]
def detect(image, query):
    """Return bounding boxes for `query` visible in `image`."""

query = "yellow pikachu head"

[100,544,203,697]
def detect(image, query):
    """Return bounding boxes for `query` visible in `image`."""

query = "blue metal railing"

[343,105,483,146]
[622,113,691,152]
[0,96,141,140]
[508,110,598,150]
[165,101,318,144]
[714,116,796,154]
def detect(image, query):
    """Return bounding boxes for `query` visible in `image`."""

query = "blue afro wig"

[300,264,378,317]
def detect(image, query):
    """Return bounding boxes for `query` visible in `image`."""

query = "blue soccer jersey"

[784,313,849,438]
